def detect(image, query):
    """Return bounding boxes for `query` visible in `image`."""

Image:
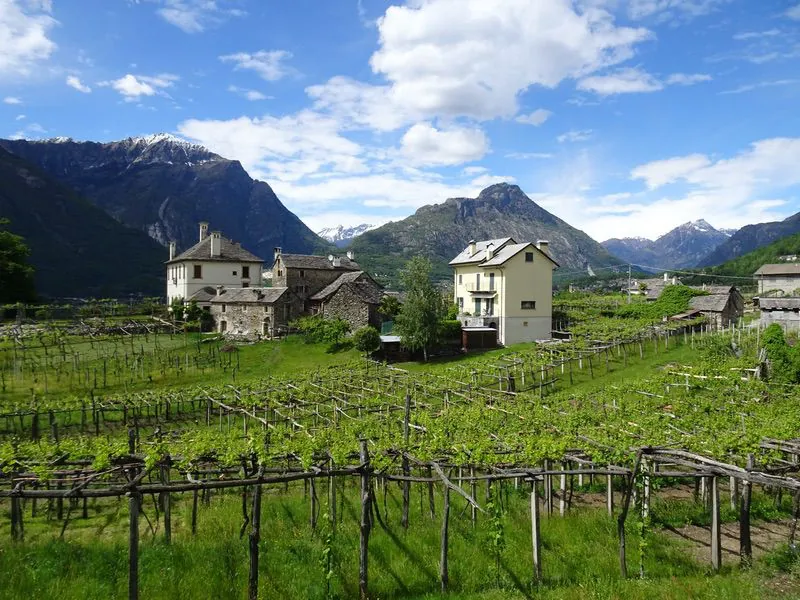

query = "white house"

[753,263,800,296]
[166,222,264,305]
[450,237,558,345]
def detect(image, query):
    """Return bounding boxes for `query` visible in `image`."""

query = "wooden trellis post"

[530,480,542,582]
[359,440,371,600]
[740,455,753,567]
[711,476,721,572]
[440,485,450,592]
[128,491,140,600]
[249,480,263,600]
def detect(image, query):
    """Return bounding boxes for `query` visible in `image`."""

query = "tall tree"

[394,257,445,361]
[0,218,35,303]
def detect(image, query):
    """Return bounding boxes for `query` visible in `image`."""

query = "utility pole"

[627,264,632,304]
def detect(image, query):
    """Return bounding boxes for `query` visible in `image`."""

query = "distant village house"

[759,298,800,331]
[753,264,800,296]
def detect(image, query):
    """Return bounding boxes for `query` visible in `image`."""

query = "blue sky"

[2,0,800,241]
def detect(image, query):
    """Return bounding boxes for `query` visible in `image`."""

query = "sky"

[1,0,800,242]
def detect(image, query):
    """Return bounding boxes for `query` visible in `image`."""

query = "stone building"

[271,248,360,314]
[759,298,800,331]
[310,271,383,329]
[688,288,744,329]
[753,264,800,296]
[209,287,293,338]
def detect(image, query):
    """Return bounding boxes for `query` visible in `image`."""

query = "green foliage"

[393,257,446,360]
[0,218,36,303]
[445,302,460,320]
[762,324,800,383]
[615,285,707,320]
[294,315,351,351]
[438,319,462,340]
[352,326,381,355]
[378,295,401,319]
[699,230,800,283]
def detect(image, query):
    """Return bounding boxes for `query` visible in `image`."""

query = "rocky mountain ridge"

[317,223,377,247]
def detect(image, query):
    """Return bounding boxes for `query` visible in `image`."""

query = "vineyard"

[2,313,800,599]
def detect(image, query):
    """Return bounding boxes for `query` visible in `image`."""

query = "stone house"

[759,298,800,331]
[753,264,800,296]
[166,222,263,305]
[688,288,744,329]
[271,248,360,314]
[310,271,383,329]
[209,287,293,338]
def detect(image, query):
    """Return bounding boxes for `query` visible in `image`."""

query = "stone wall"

[760,310,800,331]
[210,301,290,338]
[321,284,378,330]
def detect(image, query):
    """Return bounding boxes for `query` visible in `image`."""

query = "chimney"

[537,240,550,255]
[486,243,494,260]
[274,246,282,261]
[663,272,669,282]
[328,254,334,262]
[672,276,677,285]
[468,240,476,256]
[215,285,224,297]
[168,241,176,261]
[210,231,222,258]
[332,257,341,267]
[199,221,209,242]
[346,250,354,260]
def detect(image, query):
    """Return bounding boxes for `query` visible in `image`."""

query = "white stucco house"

[450,237,558,345]
[166,222,264,305]
[754,263,800,296]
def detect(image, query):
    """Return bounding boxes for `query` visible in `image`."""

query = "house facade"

[450,238,558,345]
[209,287,292,338]
[759,298,800,331]
[688,287,744,329]
[753,264,800,296]
[166,222,263,305]
[310,271,383,329]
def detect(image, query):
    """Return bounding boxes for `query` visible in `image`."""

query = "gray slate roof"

[311,271,364,300]
[277,254,360,271]
[169,235,263,264]
[689,294,730,312]
[760,297,800,310]
[311,271,383,304]
[188,286,218,303]
[754,264,800,276]
[209,287,288,304]
[449,238,514,265]
[691,285,737,295]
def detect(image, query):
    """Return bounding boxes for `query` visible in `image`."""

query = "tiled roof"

[277,253,360,271]
[760,297,800,310]
[754,264,800,276]
[689,294,730,312]
[691,285,737,295]
[169,235,263,264]
[448,238,514,265]
[311,271,383,304]
[209,287,288,304]
[188,286,217,303]
[311,271,364,300]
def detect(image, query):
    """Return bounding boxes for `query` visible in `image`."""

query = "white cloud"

[399,122,488,166]
[99,73,178,101]
[227,85,272,101]
[506,152,554,159]
[720,79,799,95]
[306,76,410,131]
[366,0,652,121]
[631,154,711,188]
[578,68,712,96]
[220,50,293,81]
[787,4,800,20]
[3,96,22,104]
[66,75,91,93]
[557,129,593,143]
[578,67,663,95]
[733,29,780,41]
[15,113,25,120]
[627,0,730,23]
[462,166,487,176]
[515,108,552,126]
[0,0,56,79]
[9,121,45,140]
[665,72,712,85]
[155,0,245,33]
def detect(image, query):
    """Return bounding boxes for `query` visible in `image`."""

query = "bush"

[439,320,462,340]
[762,324,800,383]
[616,285,706,320]
[294,315,351,346]
[353,326,381,355]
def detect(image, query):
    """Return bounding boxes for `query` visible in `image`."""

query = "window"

[242,282,250,288]
[299,270,305,278]
[242,266,250,278]
[458,274,463,284]
[220,321,227,332]
[277,269,283,277]
[457,297,464,311]
[521,300,536,310]
[221,304,226,313]
[475,273,481,290]
[489,272,495,291]
[474,298,482,315]
[242,304,248,312]
[193,264,202,279]
[525,252,534,262]
[232,270,238,276]
[264,305,269,313]
[485,298,494,316]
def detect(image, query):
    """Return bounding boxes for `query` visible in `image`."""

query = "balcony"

[463,282,497,296]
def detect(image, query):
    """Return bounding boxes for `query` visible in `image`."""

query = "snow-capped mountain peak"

[317,223,376,247]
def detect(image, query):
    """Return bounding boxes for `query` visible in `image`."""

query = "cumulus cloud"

[578,68,711,95]
[515,109,552,126]
[306,76,410,131]
[399,122,488,167]
[631,154,711,188]
[3,96,22,104]
[99,73,178,101]
[0,0,56,79]
[66,75,91,93]
[364,0,651,121]
[220,50,293,81]
[155,0,245,33]
[227,85,272,101]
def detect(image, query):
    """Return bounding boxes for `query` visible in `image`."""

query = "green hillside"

[698,231,800,280]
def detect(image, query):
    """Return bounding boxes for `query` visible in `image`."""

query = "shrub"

[439,319,462,340]
[353,326,381,355]
[294,315,351,346]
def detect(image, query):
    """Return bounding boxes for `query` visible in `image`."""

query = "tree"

[353,325,381,356]
[0,219,35,303]
[378,295,401,320]
[394,257,445,361]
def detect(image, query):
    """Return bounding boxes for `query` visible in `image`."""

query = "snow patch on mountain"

[317,223,376,247]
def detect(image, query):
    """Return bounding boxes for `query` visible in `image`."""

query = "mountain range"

[0,135,330,261]
[348,183,622,286]
[698,212,800,267]
[601,219,736,270]
[317,223,377,247]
